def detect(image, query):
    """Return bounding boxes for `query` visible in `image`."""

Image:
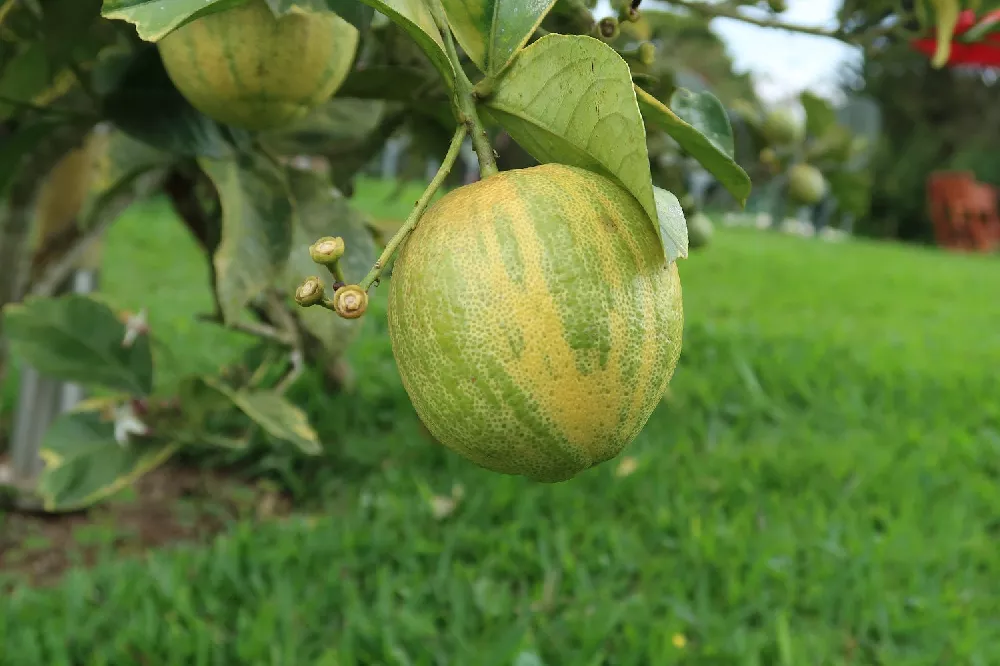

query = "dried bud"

[309,236,345,265]
[597,17,620,40]
[332,284,368,320]
[295,276,326,307]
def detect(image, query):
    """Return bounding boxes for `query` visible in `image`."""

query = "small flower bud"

[333,284,368,320]
[309,236,345,265]
[638,42,656,66]
[597,17,620,40]
[295,276,326,307]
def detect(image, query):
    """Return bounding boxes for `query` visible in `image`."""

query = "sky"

[595,0,863,105]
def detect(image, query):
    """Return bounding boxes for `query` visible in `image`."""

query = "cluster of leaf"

[0,0,757,511]
[2,293,320,512]
[0,0,382,510]
[598,8,757,234]
[732,92,877,225]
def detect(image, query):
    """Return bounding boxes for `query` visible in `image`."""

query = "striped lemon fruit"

[388,164,684,483]
[157,0,358,131]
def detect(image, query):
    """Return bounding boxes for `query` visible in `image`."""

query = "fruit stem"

[359,124,469,292]
[430,0,499,179]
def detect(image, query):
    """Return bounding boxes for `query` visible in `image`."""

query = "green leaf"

[636,86,751,207]
[283,168,378,356]
[653,186,688,263]
[38,0,107,74]
[266,0,374,29]
[826,168,873,218]
[204,378,321,454]
[357,0,455,88]
[440,0,556,75]
[338,64,443,103]
[259,98,389,155]
[264,0,322,15]
[0,0,17,26]
[669,87,735,160]
[0,119,62,197]
[326,0,374,28]
[100,0,245,41]
[36,410,179,512]
[805,124,855,167]
[201,433,251,449]
[930,0,960,67]
[85,129,174,210]
[103,46,248,159]
[0,42,54,120]
[483,34,663,255]
[800,91,837,140]
[198,153,295,324]
[2,294,154,395]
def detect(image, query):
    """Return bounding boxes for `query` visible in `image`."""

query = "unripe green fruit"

[762,108,804,147]
[787,163,827,205]
[687,211,714,249]
[597,17,620,40]
[638,42,656,66]
[157,0,359,131]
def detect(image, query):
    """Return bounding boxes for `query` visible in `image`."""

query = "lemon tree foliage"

[282,169,379,356]
[735,89,879,223]
[482,34,680,259]
[266,0,373,26]
[103,47,247,159]
[4,295,153,396]
[100,0,244,40]
[635,87,750,207]
[36,410,181,513]
[198,154,295,323]
[355,0,456,87]
[201,378,322,455]
[440,0,556,75]
[1,0,959,507]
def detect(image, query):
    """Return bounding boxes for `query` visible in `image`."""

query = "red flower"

[910,9,1000,67]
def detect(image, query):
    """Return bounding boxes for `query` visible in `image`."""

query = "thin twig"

[275,349,304,394]
[359,124,469,291]
[196,312,295,346]
[0,95,93,119]
[668,0,898,46]
[264,291,307,392]
[430,0,498,178]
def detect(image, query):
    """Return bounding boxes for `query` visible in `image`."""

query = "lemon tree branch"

[430,0,498,179]
[359,123,469,292]
[667,0,899,45]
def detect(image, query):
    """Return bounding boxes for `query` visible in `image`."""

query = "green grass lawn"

[3,186,1000,665]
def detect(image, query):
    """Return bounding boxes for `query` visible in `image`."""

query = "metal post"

[5,256,99,508]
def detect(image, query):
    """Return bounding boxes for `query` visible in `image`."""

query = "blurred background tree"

[839,11,1000,242]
